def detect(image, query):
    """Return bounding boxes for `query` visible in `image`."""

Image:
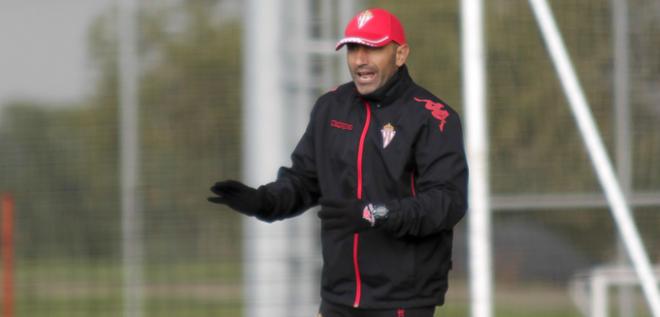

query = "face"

[346,42,410,95]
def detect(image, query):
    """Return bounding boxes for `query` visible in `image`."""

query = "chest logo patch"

[330,119,353,131]
[414,97,449,132]
[381,123,396,148]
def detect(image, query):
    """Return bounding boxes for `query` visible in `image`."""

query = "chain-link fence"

[0,0,658,316]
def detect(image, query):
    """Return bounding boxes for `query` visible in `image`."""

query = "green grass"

[14,297,241,317]
[435,306,581,317]
[12,259,243,317]
[8,261,654,317]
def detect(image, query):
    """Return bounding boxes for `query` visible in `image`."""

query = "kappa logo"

[330,119,353,131]
[357,10,373,29]
[414,97,449,132]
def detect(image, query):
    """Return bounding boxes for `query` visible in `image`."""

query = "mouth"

[355,69,377,85]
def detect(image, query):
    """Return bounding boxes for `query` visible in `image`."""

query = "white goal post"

[570,265,660,317]
[527,0,660,315]
[461,1,493,317]
[462,0,660,316]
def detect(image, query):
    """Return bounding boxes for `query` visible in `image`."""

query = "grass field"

[437,281,652,317]
[13,259,242,316]
[8,260,653,316]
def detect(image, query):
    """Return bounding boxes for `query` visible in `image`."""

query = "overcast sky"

[0,0,114,107]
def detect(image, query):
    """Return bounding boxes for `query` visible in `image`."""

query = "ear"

[395,44,410,67]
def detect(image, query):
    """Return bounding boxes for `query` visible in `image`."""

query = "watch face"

[372,205,389,219]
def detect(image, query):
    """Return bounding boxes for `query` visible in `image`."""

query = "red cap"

[335,8,407,50]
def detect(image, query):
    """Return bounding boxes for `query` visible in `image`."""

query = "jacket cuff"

[381,200,403,233]
[253,185,277,221]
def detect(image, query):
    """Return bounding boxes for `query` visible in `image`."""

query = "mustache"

[354,65,377,73]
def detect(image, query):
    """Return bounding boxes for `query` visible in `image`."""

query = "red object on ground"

[2,194,14,317]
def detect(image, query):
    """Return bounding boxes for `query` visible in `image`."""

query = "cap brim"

[335,36,391,50]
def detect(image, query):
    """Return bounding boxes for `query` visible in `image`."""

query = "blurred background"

[0,0,659,316]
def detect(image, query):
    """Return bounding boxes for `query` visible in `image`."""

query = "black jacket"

[260,66,468,309]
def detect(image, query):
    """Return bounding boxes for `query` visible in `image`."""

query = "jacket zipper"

[356,101,371,200]
[353,100,371,307]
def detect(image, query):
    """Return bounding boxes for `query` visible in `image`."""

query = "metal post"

[591,273,609,317]
[612,0,634,316]
[288,0,312,145]
[528,1,660,315]
[243,0,289,316]
[612,0,631,193]
[118,0,143,316]
[462,1,493,317]
[285,1,317,316]
[319,0,334,89]
[337,0,358,82]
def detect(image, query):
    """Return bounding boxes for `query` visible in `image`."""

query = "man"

[209,8,468,317]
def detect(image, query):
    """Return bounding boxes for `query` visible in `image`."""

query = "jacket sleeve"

[382,109,468,238]
[256,105,322,222]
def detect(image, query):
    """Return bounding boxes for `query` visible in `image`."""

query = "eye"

[346,43,359,51]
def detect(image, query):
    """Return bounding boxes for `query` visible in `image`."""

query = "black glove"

[317,198,373,234]
[208,180,271,217]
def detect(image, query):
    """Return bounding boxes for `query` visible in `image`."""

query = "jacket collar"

[356,65,412,105]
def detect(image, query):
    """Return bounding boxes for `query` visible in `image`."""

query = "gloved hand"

[208,180,271,217]
[317,198,373,234]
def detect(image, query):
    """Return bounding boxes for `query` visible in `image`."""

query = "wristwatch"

[362,203,390,227]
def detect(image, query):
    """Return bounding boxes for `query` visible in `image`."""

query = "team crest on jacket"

[381,123,396,148]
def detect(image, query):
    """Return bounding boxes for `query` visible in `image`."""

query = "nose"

[352,46,369,65]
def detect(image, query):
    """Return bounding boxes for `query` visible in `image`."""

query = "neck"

[358,65,409,103]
